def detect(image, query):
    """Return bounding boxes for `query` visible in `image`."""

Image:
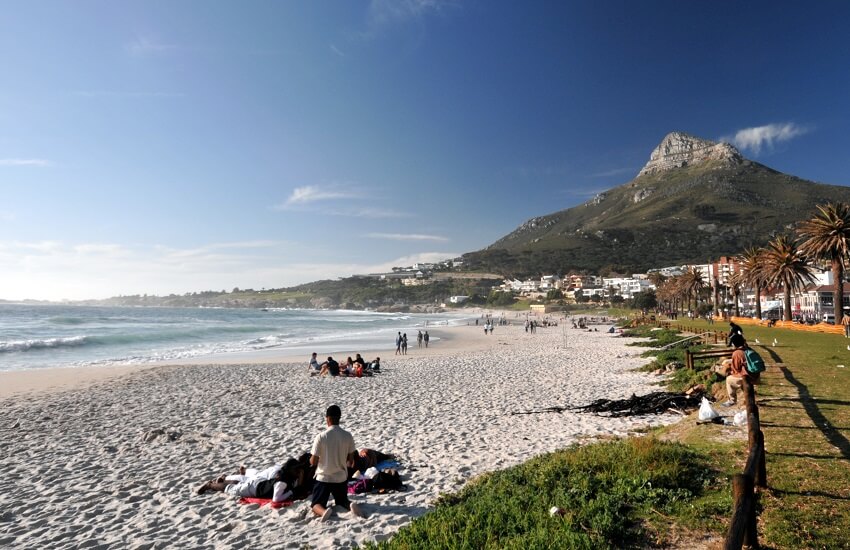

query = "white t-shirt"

[311,425,356,483]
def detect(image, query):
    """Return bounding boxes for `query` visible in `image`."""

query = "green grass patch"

[366,438,724,550]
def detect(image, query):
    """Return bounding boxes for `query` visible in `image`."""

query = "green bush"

[367,438,716,550]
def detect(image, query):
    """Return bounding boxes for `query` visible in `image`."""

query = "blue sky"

[3,1,850,300]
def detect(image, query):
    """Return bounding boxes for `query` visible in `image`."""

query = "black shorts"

[310,480,350,509]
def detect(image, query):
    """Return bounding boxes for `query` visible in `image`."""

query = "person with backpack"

[723,333,760,407]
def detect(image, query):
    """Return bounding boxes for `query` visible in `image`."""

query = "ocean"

[0,304,469,372]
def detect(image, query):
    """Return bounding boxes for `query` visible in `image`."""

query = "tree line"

[654,203,850,321]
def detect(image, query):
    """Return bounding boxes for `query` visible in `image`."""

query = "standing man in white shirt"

[309,404,366,521]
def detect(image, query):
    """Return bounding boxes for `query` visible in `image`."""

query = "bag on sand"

[698,397,720,421]
[744,349,766,374]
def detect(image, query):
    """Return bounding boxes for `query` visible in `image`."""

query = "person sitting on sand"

[309,405,366,521]
[319,356,340,377]
[340,357,355,376]
[353,353,366,367]
[308,352,322,376]
[368,357,381,372]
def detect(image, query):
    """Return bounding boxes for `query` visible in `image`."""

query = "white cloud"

[278,185,361,208]
[722,122,809,154]
[0,158,52,167]
[368,0,456,24]
[330,43,346,57]
[0,239,462,301]
[0,211,16,222]
[126,36,177,56]
[366,232,448,242]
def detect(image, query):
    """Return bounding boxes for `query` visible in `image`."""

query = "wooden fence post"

[725,474,754,550]
[757,430,767,488]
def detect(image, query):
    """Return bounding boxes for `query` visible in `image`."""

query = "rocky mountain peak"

[638,131,743,177]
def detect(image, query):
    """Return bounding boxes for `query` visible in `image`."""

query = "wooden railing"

[684,348,733,370]
[724,380,766,549]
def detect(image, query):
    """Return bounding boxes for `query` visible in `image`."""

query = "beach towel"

[238,497,294,509]
[375,459,401,470]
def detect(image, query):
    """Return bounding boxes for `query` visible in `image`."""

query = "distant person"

[423,331,429,348]
[395,332,402,355]
[369,357,381,372]
[417,331,423,348]
[309,405,365,521]
[727,321,743,346]
[308,352,322,376]
[842,313,850,338]
[401,333,408,355]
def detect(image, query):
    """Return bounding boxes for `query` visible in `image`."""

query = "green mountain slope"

[463,132,850,275]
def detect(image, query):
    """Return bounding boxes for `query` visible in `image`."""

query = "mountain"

[463,131,850,276]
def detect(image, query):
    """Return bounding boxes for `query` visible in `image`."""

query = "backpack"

[744,348,766,374]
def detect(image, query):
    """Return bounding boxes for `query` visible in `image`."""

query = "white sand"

[0,323,679,549]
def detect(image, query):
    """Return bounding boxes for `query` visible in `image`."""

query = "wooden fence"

[724,380,766,549]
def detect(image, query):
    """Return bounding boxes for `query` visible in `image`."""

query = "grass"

[367,318,850,549]
[365,438,726,550]
[656,318,850,548]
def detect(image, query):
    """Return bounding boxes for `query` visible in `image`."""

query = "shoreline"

[0,324,496,399]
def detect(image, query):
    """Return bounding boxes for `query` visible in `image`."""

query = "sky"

[2,1,850,301]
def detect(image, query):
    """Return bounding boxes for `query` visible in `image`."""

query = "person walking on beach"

[417,330,423,348]
[423,331,429,348]
[401,333,408,355]
[309,405,365,521]
[395,332,402,355]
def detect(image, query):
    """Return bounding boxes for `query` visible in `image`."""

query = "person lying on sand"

[196,463,293,501]
[197,455,316,501]
[347,449,395,478]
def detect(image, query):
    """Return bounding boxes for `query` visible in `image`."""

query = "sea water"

[0,304,468,372]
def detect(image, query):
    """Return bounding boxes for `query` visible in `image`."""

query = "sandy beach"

[0,321,680,549]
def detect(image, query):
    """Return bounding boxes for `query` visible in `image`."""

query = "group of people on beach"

[395,330,430,354]
[309,352,381,378]
[197,405,400,522]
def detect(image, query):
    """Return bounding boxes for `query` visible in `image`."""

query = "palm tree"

[682,266,705,312]
[727,271,744,317]
[797,202,850,321]
[762,235,815,321]
[737,246,768,319]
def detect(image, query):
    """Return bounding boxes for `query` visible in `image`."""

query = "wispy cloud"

[278,185,361,208]
[330,43,346,57]
[366,232,448,242]
[126,36,177,56]
[722,122,809,155]
[0,211,16,222]
[0,158,52,167]
[73,90,185,99]
[0,239,461,301]
[590,167,635,178]
[368,0,457,25]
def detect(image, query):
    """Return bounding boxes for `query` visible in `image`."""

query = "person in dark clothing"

[727,322,744,346]
[320,356,340,377]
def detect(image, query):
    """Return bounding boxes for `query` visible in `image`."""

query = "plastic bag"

[698,397,720,421]
[733,411,748,426]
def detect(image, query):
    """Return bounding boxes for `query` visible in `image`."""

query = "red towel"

[239,497,293,509]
